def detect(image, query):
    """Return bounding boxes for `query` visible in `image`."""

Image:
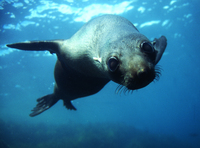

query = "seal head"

[105,34,165,92]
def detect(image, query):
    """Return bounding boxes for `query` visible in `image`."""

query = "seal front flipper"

[153,36,167,64]
[6,40,64,54]
[29,94,59,117]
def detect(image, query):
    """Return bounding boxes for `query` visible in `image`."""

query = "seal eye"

[141,42,155,53]
[107,57,119,72]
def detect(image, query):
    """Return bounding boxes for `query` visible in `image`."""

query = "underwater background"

[0,0,200,147]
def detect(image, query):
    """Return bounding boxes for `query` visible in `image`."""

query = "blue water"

[0,0,200,147]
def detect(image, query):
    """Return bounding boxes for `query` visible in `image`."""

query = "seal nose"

[137,68,148,79]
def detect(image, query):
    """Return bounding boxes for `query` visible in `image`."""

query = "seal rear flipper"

[29,94,59,117]
[6,40,64,54]
[63,100,77,110]
[153,36,167,64]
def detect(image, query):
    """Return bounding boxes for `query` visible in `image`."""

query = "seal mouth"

[115,66,161,94]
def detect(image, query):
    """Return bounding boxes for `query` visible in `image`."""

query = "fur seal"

[7,15,167,117]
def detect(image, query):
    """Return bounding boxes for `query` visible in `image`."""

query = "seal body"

[7,15,167,117]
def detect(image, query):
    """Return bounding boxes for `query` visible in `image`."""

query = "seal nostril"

[137,69,148,78]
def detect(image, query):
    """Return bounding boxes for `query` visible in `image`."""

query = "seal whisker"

[123,87,128,95]
[126,89,131,95]
[115,85,124,94]
[127,88,131,95]
[115,85,120,94]
[123,87,132,95]
[119,86,124,95]
[131,90,134,94]
[116,85,134,95]
[154,65,162,81]
[120,86,127,95]
[129,89,134,94]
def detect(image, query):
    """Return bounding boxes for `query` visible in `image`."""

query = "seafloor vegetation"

[0,119,192,148]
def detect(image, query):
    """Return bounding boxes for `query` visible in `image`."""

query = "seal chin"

[124,66,161,91]
[115,76,154,94]
[126,78,153,90]
[113,66,161,94]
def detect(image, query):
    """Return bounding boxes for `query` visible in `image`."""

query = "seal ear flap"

[153,36,167,65]
[6,40,64,54]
